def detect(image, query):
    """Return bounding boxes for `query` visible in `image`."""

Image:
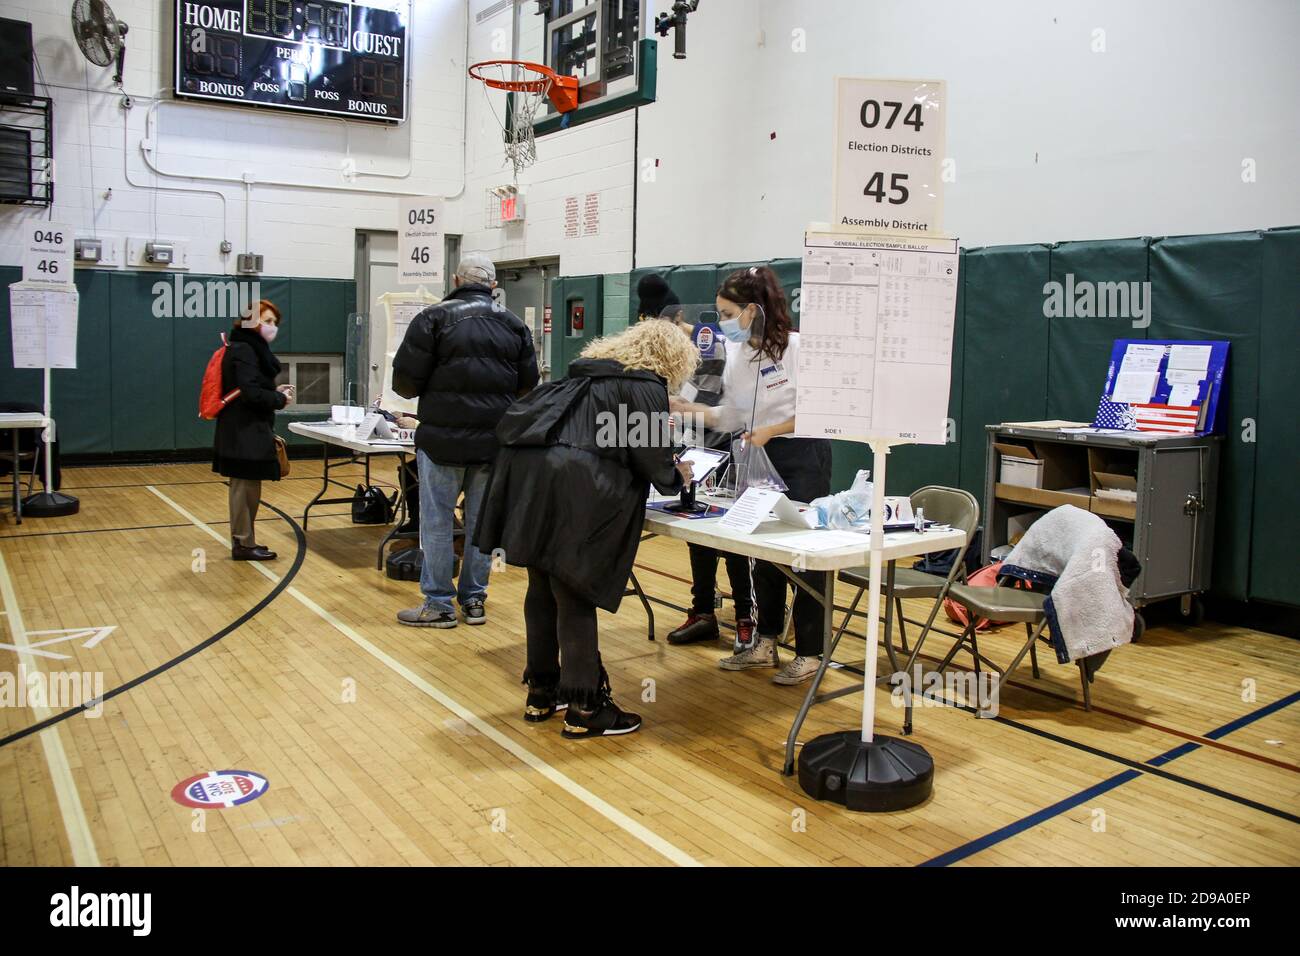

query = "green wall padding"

[0,269,354,456]
[1047,238,1150,422]
[551,275,603,376]
[768,258,803,329]
[110,272,175,451]
[0,266,42,406]
[666,264,721,311]
[1148,232,1261,601]
[1250,226,1300,604]
[957,244,1052,498]
[57,270,114,455]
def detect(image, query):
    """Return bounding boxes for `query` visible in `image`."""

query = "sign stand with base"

[796,439,933,812]
[24,363,79,518]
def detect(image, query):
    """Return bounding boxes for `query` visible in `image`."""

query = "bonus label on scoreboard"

[174,1,408,122]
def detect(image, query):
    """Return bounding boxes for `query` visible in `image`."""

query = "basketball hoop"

[469,60,579,179]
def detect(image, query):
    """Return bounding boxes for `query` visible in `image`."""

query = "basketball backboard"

[511,0,656,136]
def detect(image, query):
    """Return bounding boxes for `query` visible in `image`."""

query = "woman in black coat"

[475,320,698,739]
[213,300,293,561]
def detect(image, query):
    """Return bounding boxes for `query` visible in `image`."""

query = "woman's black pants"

[751,437,833,656]
[523,567,604,709]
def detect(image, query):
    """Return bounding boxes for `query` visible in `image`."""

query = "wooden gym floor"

[0,460,1296,867]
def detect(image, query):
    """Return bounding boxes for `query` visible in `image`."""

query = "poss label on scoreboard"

[173,1,408,122]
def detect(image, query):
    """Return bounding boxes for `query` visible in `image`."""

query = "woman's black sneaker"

[524,686,567,723]
[667,613,720,645]
[561,685,642,739]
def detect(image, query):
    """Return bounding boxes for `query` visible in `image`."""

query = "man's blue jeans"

[417,449,493,613]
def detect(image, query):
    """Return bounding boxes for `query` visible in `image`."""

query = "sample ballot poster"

[796,231,958,444]
[9,285,79,369]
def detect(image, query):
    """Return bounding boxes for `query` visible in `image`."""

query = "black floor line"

[61,474,366,492]
[0,499,307,749]
[639,591,1299,824]
[0,510,352,541]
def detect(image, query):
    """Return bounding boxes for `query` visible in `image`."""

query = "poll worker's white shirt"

[718,332,799,437]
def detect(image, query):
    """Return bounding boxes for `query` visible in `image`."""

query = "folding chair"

[832,485,980,733]
[941,575,1095,714]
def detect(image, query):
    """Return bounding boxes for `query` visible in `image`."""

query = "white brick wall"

[3,0,1296,281]
[0,0,466,278]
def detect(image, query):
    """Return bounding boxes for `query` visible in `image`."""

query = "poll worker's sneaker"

[772,655,821,686]
[667,613,720,645]
[718,636,779,671]
[397,601,457,628]
[524,686,568,723]
[462,601,487,625]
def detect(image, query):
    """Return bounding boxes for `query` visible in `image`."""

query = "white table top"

[0,412,49,429]
[288,420,415,455]
[643,494,966,572]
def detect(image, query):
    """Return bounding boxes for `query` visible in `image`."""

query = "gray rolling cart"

[983,424,1221,632]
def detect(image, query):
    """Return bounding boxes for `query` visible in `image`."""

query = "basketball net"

[474,62,553,181]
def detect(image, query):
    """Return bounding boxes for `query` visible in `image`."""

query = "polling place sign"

[832,78,945,236]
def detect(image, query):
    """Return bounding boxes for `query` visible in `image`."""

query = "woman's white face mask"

[258,323,278,343]
[717,304,751,343]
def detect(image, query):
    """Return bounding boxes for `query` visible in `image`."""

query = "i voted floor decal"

[171,770,270,809]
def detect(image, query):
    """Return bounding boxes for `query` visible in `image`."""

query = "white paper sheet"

[1117,343,1166,374]
[1168,383,1200,406]
[717,487,782,534]
[1168,344,1212,372]
[1111,370,1159,404]
[774,530,870,552]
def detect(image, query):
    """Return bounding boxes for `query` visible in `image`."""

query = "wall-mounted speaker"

[0,20,35,97]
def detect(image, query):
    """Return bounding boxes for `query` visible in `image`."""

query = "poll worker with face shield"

[670,266,832,685]
[637,274,756,649]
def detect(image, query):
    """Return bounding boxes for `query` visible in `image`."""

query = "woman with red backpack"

[212,300,294,561]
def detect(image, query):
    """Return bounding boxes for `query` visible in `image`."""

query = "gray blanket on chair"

[1001,505,1134,664]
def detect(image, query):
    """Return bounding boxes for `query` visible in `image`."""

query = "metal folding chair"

[831,485,980,733]
[940,575,1095,713]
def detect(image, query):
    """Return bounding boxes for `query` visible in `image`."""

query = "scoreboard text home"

[174,1,409,122]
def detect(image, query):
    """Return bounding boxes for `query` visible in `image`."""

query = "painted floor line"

[146,485,702,868]
[0,545,102,867]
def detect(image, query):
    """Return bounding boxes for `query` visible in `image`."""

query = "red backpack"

[198,333,241,420]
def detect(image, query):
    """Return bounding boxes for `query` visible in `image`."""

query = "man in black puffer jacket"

[391,255,539,629]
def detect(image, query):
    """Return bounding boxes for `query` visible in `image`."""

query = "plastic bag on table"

[730,435,787,494]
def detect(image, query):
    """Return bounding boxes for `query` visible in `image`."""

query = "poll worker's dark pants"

[751,437,833,657]
[523,567,604,709]
[687,544,754,619]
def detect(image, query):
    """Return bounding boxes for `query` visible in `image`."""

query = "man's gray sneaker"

[462,601,487,625]
[397,602,457,628]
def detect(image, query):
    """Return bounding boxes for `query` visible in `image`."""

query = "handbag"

[352,484,396,524]
[273,435,290,478]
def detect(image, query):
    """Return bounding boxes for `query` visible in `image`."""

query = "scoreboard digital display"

[173,1,408,122]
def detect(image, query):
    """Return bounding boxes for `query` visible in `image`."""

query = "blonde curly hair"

[581,319,699,391]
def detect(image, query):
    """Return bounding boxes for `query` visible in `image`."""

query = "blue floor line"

[920,690,1300,866]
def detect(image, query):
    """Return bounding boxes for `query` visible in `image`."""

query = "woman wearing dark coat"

[475,320,698,739]
[213,300,293,560]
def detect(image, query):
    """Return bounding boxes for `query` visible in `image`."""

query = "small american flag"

[1132,403,1201,434]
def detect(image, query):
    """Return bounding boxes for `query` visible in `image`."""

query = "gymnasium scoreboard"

[173,1,408,122]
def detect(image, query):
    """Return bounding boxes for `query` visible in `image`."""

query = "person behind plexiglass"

[669,266,833,686]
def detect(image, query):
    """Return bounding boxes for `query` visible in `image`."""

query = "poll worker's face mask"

[718,304,750,343]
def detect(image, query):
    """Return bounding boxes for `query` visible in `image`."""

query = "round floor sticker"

[171,770,270,808]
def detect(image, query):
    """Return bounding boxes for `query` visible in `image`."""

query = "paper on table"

[717,487,782,534]
[1168,344,1212,372]
[775,530,870,552]
[1168,383,1200,406]
[1165,368,1204,385]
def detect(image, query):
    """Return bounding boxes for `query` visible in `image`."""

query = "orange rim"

[468,59,579,112]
